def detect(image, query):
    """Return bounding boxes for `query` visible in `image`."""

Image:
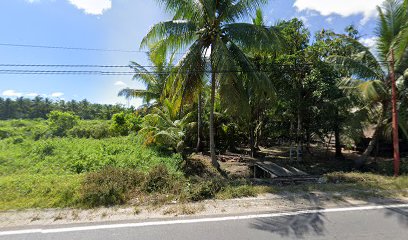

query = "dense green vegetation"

[2,0,408,211]
[120,0,408,166]
[0,119,185,209]
[0,117,264,210]
[0,97,131,120]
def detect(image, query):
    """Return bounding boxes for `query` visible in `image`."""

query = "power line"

[0,43,396,63]
[0,64,132,68]
[0,43,145,53]
[0,69,285,75]
[0,62,316,69]
[2,60,392,75]
[0,43,185,55]
[0,70,136,75]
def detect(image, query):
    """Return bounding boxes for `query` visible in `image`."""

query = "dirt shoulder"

[2,191,408,229]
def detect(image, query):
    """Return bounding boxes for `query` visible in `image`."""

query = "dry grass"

[163,204,205,216]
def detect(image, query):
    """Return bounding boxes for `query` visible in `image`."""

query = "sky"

[0,0,384,107]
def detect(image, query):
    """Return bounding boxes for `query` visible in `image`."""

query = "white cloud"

[293,0,384,25]
[325,17,334,24]
[360,37,377,49]
[298,15,309,27]
[114,81,127,87]
[360,36,378,54]
[26,93,40,97]
[68,0,112,15]
[2,90,22,97]
[51,92,64,98]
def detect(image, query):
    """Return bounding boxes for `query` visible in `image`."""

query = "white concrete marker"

[1,204,408,236]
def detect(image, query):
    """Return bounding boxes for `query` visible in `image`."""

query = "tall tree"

[327,0,408,166]
[142,0,280,168]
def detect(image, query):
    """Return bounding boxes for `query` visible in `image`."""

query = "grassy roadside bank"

[1,119,408,211]
[2,169,408,211]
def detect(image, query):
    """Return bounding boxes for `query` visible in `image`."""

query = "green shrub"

[31,125,50,140]
[47,111,79,137]
[32,141,56,158]
[0,129,11,139]
[12,137,24,144]
[80,167,144,207]
[10,120,26,127]
[68,121,112,139]
[143,164,172,193]
[374,160,408,175]
[126,113,142,133]
[187,178,225,201]
[110,112,142,136]
[0,174,82,210]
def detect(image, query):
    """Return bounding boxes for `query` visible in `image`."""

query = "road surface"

[1,204,408,240]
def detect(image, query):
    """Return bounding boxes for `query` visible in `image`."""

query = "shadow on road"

[384,206,408,228]
[249,193,327,238]
[249,192,408,238]
[250,212,325,238]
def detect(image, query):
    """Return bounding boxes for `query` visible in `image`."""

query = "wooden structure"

[252,161,320,184]
[253,161,307,178]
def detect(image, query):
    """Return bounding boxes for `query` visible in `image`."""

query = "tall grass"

[0,119,183,210]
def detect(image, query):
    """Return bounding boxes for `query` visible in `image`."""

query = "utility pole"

[390,49,400,177]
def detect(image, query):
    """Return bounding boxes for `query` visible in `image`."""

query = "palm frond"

[164,40,206,111]
[129,61,158,85]
[327,55,384,80]
[357,80,388,102]
[223,23,284,52]
[219,0,268,23]
[376,0,408,62]
[154,0,203,21]
[392,21,408,74]
[140,20,197,52]
[252,8,264,26]
[327,33,384,77]
[118,88,157,103]
[338,78,387,103]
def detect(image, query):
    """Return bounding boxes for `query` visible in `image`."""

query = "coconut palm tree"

[139,98,194,153]
[118,52,173,106]
[327,0,408,166]
[142,0,281,168]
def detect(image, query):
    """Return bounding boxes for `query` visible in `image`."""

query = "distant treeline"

[0,97,134,120]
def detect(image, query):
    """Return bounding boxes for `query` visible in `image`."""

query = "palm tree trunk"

[334,126,343,159]
[289,120,295,161]
[296,103,303,161]
[334,116,344,160]
[356,101,388,167]
[196,91,202,153]
[249,123,256,158]
[356,127,380,168]
[210,51,220,169]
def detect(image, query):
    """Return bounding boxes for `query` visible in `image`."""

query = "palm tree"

[221,8,278,157]
[139,99,194,153]
[118,52,173,106]
[142,0,280,168]
[327,0,408,166]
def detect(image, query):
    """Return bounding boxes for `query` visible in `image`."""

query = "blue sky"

[0,0,383,107]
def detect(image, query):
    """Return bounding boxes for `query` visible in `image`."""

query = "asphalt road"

[2,204,408,240]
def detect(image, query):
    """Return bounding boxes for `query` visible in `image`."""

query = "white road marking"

[1,203,408,236]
